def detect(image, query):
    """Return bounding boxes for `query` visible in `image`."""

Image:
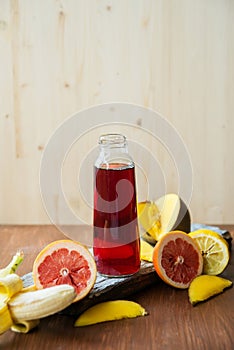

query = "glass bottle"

[93,133,140,277]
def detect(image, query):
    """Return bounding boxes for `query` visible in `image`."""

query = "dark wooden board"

[22,261,159,317]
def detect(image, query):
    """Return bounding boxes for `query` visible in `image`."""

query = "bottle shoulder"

[94,162,134,170]
[95,148,134,169]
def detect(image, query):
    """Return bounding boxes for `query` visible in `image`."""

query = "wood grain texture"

[0,0,234,224]
[0,225,233,350]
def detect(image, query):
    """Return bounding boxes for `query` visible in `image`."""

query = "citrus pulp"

[33,240,97,302]
[153,231,203,288]
[189,229,229,275]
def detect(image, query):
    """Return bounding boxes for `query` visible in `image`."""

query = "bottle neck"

[99,133,127,149]
[95,134,133,169]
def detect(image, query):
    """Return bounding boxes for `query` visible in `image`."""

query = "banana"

[0,253,77,335]
[75,300,148,327]
[0,251,24,278]
[0,303,13,335]
[11,319,40,333]
[8,284,76,322]
[0,274,23,334]
[0,274,23,303]
[21,284,37,293]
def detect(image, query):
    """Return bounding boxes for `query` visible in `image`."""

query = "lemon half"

[189,229,229,275]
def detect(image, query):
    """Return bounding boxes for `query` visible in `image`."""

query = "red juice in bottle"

[93,135,140,277]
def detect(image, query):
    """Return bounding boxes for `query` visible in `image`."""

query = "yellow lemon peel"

[138,201,161,241]
[189,229,230,275]
[74,300,148,327]
[188,275,232,305]
[140,240,154,262]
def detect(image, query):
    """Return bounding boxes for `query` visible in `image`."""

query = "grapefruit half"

[153,231,203,289]
[33,240,97,302]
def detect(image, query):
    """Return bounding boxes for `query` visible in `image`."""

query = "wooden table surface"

[0,225,233,350]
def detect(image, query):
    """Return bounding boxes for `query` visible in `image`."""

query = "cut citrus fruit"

[33,240,97,302]
[137,201,161,242]
[189,229,229,275]
[74,300,147,327]
[188,275,232,305]
[138,194,191,244]
[153,231,203,289]
[156,194,191,234]
[140,240,154,262]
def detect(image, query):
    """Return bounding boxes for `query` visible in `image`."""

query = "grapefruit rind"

[32,240,97,302]
[153,231,203,289]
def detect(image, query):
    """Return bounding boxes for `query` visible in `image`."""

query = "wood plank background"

[0,0,233,225]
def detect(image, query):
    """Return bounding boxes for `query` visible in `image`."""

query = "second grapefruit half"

[33,240,97,302]
[153,231,203,289]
